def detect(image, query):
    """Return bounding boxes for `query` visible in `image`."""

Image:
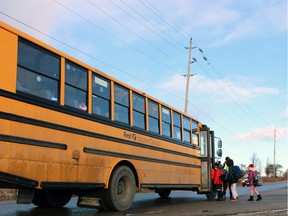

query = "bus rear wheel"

[32,189,72,208]
[45,189,72,207]
[156,188,171,198]
[102,165,136,211]
[205,191,217,201]
[32,189,49,207]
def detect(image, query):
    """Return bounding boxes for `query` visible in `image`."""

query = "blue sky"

[1,0,287,175]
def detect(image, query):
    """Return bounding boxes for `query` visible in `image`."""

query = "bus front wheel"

[102,165,136,211]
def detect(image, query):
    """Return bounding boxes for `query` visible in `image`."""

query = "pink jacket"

[248,169,257,184]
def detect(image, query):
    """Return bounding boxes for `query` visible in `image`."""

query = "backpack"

[220,169,229,181]
[253,172,262,186]
[232,165,242,179]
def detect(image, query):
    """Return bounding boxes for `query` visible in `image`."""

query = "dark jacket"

[227,159,238,184]
[228,166,239,184]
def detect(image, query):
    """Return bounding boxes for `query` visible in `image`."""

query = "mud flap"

[17,188,34,204]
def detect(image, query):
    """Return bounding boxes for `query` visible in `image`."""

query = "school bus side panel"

[0,26,17,93]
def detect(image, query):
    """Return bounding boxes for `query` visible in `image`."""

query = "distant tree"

[258,160,263,175]
[265,164,273,177]
[283,169,288,179]
[275,164,283,177]
[240,163,248,175]
[265,164,283,177]
[250,153,262,173]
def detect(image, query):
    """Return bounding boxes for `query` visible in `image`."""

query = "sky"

[0,0,287,175]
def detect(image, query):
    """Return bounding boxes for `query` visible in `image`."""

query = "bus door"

[199,125,212,192]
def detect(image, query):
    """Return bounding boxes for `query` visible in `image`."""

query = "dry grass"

[0,189,17,201]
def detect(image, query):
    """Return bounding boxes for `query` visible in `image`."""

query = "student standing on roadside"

[227,159,240,201]
[247,164,262,201]
[222,157,232,200]
[213,162,224,201]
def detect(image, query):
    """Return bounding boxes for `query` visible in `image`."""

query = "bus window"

[200,131,208,157]
[92,74,110,118]
[148,100,159,134]
[17,38,60,101]
[132,93,145,129]
[162,106,171,137]
[192,120,199,145]
[173,111,182,140]
[183,116,191,143]
[114,84,129,124]
[65,60,87,111]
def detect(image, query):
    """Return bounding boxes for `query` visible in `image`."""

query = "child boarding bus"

[0,21,222,211]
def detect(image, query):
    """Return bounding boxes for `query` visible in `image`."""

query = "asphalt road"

[0,181,287,216]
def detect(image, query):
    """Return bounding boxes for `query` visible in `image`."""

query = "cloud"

[160,74,187,92]
[159,74,279,103]
[233,126,288,142]
[170,0,287,46]
[198,77,278,102]
[284,107,288,119]
[0,0,63,35]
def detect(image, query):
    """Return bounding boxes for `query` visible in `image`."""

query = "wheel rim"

[117,176,130,201]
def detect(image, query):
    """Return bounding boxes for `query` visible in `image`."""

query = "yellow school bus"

[0,21,222,211]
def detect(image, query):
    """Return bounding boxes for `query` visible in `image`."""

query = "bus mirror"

[217,140,222,148]
[216,149,222,157]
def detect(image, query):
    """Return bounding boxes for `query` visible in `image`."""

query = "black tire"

[155,188,171,198]
[32,189,50,207]
[102,166,136,211]
[45,189,72,208]
[32,189,72,208]
[206,191,217,201]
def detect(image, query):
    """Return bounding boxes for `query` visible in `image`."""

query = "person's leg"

[228,182,232,199]
[223,181,227,194]
[234,183,239,199]
[253,186,262,201]
[253,186,259,196]
[230,183,237,200]
[248,185,254,201]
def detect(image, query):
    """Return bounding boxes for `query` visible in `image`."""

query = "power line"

[86,0,182,64]
[114,0,185,52]
[136,0,277,129]
[139,0,189,40]
[202,53,275,128]
[52,0,248,132]
[52,0,182,73]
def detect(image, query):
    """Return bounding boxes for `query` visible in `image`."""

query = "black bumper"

[0,171,38,188]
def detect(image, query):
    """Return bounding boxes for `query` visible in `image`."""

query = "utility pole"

[184,38,192,113]
[273,128,276,180]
